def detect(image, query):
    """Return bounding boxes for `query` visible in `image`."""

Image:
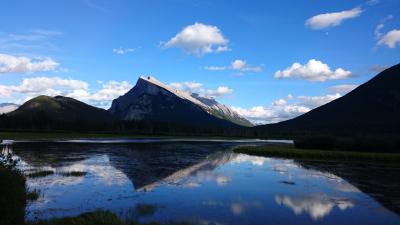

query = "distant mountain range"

[109,76,252,127]
[257,63,400,135]
[1,63,399,136]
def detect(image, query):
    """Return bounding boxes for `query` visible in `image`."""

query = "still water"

[3,139,400,225]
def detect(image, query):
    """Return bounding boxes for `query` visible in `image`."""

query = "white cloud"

[366,0,380,6]
[298,93,341,108]
[68,81,132,102]
[0,29,62,51]
[328,84,358,94]
[0,53,59,74]
[375,15,393,40]
[306,7,362,30]
[0,77,87,98]
[231,104,310,125]
[162,22,229,55]
[274,59,352,82]
[377,29,400,48]
[0,76,132,108]
[205,59,263,73]
[170,81,233,98]
[273,98,287,106]
[231,93,342,124]
[170,81,203,91]
[112,47,135,54]
[204,66,226,71]
[206,86,233,98]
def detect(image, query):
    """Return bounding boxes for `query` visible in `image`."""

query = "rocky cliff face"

[109,76,252,127]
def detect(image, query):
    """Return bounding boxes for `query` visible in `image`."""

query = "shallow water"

[4,139,400,225]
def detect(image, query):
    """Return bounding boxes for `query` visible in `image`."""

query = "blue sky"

[0,0,399,123]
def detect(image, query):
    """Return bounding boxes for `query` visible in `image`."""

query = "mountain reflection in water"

[4,140,400,225]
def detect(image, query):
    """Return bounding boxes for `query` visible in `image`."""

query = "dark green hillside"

[0,96,116,131]
[256,63,400,136]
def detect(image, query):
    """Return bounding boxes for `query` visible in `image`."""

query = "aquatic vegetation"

[59,171,87,177]
[27,170,54,178]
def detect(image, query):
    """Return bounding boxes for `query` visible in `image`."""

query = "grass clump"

[0,151,26,225]
[27,170,54,178]
[26,188,41,201]
[234,144,400,163]
[59,171,87,177]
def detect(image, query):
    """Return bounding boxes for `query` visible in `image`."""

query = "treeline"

[0,113,250,137]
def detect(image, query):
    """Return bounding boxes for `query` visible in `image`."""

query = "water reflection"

[275,193,354,220]
[3,141,400,224]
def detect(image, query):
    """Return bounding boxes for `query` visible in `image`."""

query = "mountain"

[257,63,400,135]
[109,76,252,127]
[1,95,115,130]
[0,103,19,114]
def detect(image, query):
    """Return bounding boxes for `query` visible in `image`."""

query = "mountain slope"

[257,63,400,135]
[1,96,115,130]
[0,103,19,114]
[109,76,252,127]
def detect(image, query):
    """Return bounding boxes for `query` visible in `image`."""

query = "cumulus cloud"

[274,59,352,82]
[68,81,132,102]
[0,53,59,74]
[377,29,400,48]
[306,7,362,30]
[328,84,358,94]
[0,77,88,99]
[162,22,229,55]
[231,92,342,124]
[0,76,132,108]
[298,93,341,108]
[205,59,262,73]
[112,47,135,54]
[170,81,233,99]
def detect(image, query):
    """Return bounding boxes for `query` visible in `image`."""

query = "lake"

[3,138,400,225]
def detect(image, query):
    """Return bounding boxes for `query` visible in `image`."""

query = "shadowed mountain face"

[109,76,252,127]
[2,96,115,130]
[257,64,400,135]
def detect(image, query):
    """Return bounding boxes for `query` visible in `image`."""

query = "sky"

[0,0,399,124]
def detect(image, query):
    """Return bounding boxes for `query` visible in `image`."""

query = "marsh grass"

[234,145,400,163]
[59,171,87,177]
[27,170,54,178]
[28,210,191,225]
